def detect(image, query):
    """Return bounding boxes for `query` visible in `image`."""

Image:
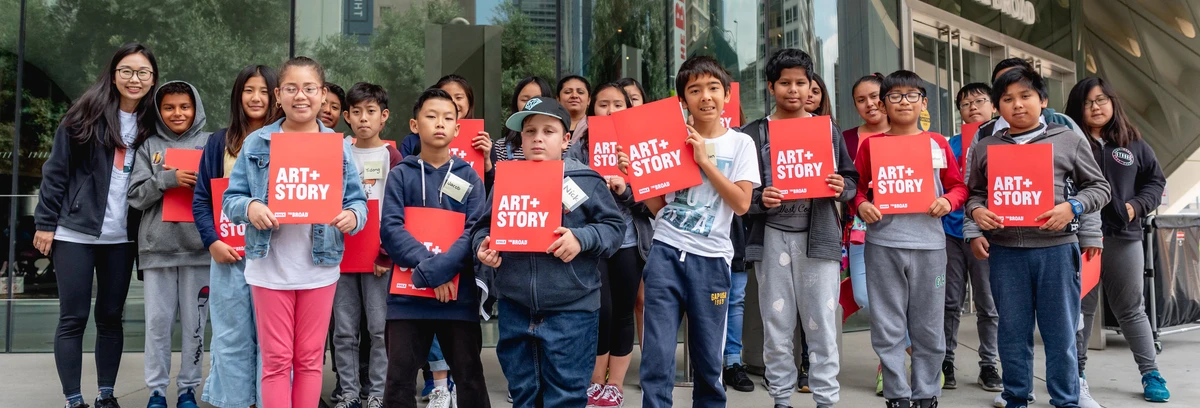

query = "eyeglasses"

[959,97,990,110]
[885,92,925,104]
[1085,96,1110,109]
[281,85,321,97]
[115,68,154,81]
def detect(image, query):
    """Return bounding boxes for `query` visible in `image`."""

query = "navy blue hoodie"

[381,155,487,321]
[471,158,626,313]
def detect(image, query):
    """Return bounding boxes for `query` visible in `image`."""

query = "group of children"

[36,41,1171,408]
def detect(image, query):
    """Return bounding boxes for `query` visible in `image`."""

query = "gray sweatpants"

[1076,237,1159,375]
[143,265,211,396]
[865,243,946,401]
[332,272,390,399]
[943,235,998,368]
[755,228,841,406]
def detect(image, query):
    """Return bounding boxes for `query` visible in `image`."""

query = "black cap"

[505,97,572,133]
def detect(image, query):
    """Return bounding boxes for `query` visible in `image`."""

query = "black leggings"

[597,247,643,357]
[52,241,136,397]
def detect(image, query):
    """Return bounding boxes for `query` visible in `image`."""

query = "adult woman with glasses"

[33,43,159,408]
[1066,77,1170,404]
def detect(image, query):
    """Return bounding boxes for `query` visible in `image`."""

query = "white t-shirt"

[653,128,761,263]
[56,110,138,244]
[244,224,340,290]
[350,145,391,208]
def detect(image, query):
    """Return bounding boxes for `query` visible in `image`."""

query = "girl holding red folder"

[222,56,368,408]
[193,64,280,408]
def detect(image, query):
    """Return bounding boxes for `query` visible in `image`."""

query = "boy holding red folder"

[964,67,1109,408]
[379,88,490,408]
[473,96,625,408]
[853,71,967,408]
[741,48,858,408]
[126,81,212,408]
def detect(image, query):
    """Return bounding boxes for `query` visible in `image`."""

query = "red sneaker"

[594,385,624,408]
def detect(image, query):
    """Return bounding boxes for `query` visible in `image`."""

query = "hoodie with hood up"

[128,80,212,269]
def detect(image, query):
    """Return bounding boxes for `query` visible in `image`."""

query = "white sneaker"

[426,385,453,408]
[1079,379,1101,408]
[992,391,1037,407]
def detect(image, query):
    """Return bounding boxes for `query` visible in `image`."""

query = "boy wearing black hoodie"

[127,81,212,408]
[380,88,490,408]
[473,97,625,408]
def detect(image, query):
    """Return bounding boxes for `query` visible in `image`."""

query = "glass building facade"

[15,0,1184,352]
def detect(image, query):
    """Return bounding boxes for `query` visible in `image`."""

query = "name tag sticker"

[441,172,473,203]
[562,177,590,212]
[932,147,947,169]
[363,160,385,180]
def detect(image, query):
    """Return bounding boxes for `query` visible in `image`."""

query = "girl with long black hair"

[193,64,280,408]
[34,43,159,408]
[494,76,554,162]
[1066,76,1170,404]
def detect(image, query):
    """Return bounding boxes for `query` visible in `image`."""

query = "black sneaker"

[885,398,910,408]
[942,360,957,389]
[774,405,793,408]
[979,365,1003,392]
[723,363,755,392]
[798,363,811,393]
[93,396,120,408]
[914,397,939,408]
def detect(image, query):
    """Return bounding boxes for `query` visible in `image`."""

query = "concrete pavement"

[2,315,1197,407]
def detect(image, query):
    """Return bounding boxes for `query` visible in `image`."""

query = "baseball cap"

[505,97,572,133]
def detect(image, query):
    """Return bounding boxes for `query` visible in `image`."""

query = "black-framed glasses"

[959,97,990,110]
[1085,96,1111,109]
[885,91,925,104]
[115,68,154,81]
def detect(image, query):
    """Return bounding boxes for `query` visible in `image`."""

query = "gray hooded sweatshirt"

[128,80,212,269]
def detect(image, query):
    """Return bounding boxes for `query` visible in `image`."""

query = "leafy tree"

[493,0,556,118]
[588,0,669,100]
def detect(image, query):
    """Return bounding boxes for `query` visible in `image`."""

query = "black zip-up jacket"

[741,117,859,263]
[1089,137,1166,240]
[35,121,139,240]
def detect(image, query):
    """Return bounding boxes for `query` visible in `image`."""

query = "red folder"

[489,160,564,252]
[869,135,936,214]
[210,178,245,256]
[268,133,345,224]
[390,207,465,299]
[450,119,487,178]
[611,98,702,201]
[768,116,837,199]
[987,144,1054,227]
[162,149,203,222]
[341,200,381,273]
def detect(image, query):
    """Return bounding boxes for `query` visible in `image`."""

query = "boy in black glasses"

[852,70,967,408]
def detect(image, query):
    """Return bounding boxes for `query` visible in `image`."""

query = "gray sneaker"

[366,396,384,408]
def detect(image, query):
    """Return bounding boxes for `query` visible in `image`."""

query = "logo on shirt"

[1112,148,1135,167]
[152,151,163,165]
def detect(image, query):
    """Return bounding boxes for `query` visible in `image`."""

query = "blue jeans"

[640,241,731,408]
[849,243,869,316]
[497,299,598,408]
[428,338,448,372]
[990,243,1081,408]
[724,271,748,367]
[202,260,263,407]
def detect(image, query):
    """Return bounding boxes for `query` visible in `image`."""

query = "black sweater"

[1089,137,1166,240]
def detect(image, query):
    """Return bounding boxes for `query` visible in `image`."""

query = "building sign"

[344,0,373,43]
[673,0,686,85]
[971,0,1036,25]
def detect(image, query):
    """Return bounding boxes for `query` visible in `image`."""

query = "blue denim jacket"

[222,118,368,265]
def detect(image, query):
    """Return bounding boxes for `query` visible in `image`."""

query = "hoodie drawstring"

[419,158,455,206]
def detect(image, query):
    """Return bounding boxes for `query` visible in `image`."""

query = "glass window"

[13,0,291,351]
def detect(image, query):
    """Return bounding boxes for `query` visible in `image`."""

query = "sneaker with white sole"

[366,396,384,408]
[593,385,624,408]
[426,386,453,408]
[1079,378,1101,408]
[585,383,603,408]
